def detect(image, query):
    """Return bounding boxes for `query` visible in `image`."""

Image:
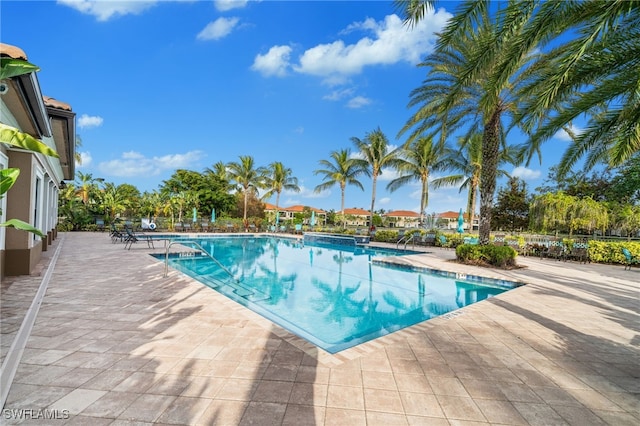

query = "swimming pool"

[158,236,518,353]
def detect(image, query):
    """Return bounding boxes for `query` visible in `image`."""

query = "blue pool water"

[157,236,518,353]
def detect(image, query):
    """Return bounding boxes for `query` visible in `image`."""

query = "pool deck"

[1,231,638,425]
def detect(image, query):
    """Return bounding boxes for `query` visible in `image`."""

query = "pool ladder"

[164,240,237,282]
[396,234,416,250]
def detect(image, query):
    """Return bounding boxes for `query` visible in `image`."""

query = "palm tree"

[74,134,83,165]
[398,3,536,244]
[74,171,104,205]
[226,155,264,222]
[432,133,518,231]
[314,149,367,229]
[262,161,300,224]
[397,0,640,242]
[101,182,129,220]
[387,135,446,226]
[205,161,229,182]
[351,127,400,229]
[516,0,640,174]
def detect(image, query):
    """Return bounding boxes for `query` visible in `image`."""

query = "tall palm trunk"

[420,174,428,226]
[467,177,478,233]
[340,182,346,229]
[479,109,502,244]
[243,187,249,221]
[275,191,281,226]
[370,174,377,228]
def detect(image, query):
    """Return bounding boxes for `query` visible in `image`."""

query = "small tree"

[493,177,530,232]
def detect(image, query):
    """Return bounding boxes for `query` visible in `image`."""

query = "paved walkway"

[1,232,638,425]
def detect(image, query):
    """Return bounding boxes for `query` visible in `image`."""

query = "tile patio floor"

[1,232,638,425]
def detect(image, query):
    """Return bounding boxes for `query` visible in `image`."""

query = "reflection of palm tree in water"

[382,273,453,319]
[311,252,365,324]
[256,238,297,304]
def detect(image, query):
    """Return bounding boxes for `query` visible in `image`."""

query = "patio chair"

[463,236,479,245]
[174,222,184,232]
[422,232,436,246]
[200,221,210,232]
[96,219,105,232]
[123,227,155,250]
[183,223,192,232]
[543,237,565,260]
[110,224,126,243]
[622,247,639,270]
[438,234,449,249]
[493,234,506,245]
[395,229,406,243]
[294,224,302,234]
[566,238,590,263]
[505,238,523,255]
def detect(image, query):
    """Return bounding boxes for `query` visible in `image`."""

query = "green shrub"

[456,244,517,268]
[587,240,640,264]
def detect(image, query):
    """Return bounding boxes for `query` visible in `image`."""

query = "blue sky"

[2,0,573,215]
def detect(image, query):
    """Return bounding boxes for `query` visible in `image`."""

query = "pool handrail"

[164,240,238,282]
[396,233,416,250]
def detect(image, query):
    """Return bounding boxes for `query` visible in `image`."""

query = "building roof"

[1,43,75,180]
[385,210,419,218]
[0,43,28,60]
[43,96,72,111]
[342,208,370,216]
[439,210,469,220]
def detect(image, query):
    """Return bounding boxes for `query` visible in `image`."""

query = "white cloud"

[378,197,391,205]
[251,45,292,77]
[554,125,583,142]
[346,96,372,109]
[97,150,204,177]
[197,17,240,41]
[512,166,542,180]
[214,0,249,12]
[57,0,159,21]
[293,126,304,134]
[322,88,355,101]
[76,151,92,167]
[77,114,103,129]
[377,167,402,182]
[292,10,451,78]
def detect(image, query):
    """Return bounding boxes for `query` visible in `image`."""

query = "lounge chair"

[123,227,155,250]
[174,222,184,232]
[294,224,302,234]
[110,224,125,243]
[622,247,639,270]
[438,235,448,249]
[200,221,210,232]
[463,236,479,245]
[183,223,192,232]
[395,229,406,243]
[96,219,105,232]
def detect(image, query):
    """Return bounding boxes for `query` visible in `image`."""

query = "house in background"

[263,204,327,226]
[341,208,370,227]
[384,210,420,228]
[438,210,474,232]
[0,43,75,277]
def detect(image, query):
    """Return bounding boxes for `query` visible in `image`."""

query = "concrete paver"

[1,231,638,425]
